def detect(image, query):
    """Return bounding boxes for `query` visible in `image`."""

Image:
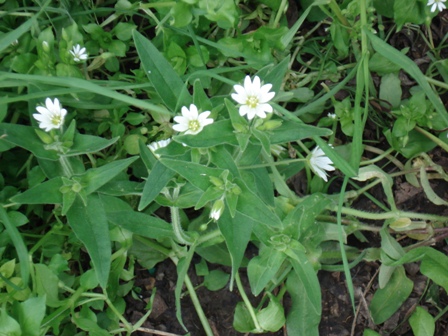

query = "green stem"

[183,274,215,336]
[415,125,448,152]
[170,206,194,245]
[59,155,74,177]
[333,205,448,222]
[106,296,133,332]
[235,272,263,332]
[272,0,288,27]
[425,76,448,90]
[327,0,350,27]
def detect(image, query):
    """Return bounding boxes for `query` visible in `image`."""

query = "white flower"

[428,0,446,12]
[328,113,337,120]
[172,104,213,135]
[33,98,67,132]
[210,198,225,221]
[270,144,285,157]
[308,146,335,182]
[231,75,275,120]
[147,138,172,158]
[70,44,88,62]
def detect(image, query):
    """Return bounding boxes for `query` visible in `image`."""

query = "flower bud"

[42,41,50,52]
[210,198,225,221]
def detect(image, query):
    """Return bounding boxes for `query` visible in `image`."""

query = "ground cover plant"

[0,0,448,335]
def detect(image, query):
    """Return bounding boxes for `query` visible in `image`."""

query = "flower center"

[51,114,62,126]
[188,119,200,132]
[246,96,259,108]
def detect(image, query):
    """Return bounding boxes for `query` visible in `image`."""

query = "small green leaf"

[409,306,435,336]
[248,246,285,296]
[203,270,230,291]
[16,296,46,336]
[257,292,285,332]
[0,308,21,336]
[82,157,138,194]
[233,302,256,332]
[369,265,413,324]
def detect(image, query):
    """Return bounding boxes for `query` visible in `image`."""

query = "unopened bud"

[42,41,50,52]
[210,198,225,221]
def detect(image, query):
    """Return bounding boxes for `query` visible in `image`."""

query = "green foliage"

[0,0,447,334]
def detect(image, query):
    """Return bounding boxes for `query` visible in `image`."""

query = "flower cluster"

[33,98,67,132]
[428,0,446,12]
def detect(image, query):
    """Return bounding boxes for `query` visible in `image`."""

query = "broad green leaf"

[0,123,59,160]
[257,292,285,332]
[16,296,46,336]
[71,315,110,336]
[161,158,226,191]
[83,157,138,194]
[380,73,402,108]
[218,209,254,287]
[138,161,176,211]
[11,177,63,205]
[0,308,21,336]
[67,194,111,289]
[233,301,256,332]
[394,0,425,28]
[133,30,190,111]
[248,246,285,296]
[106,211,173,240]
[34,264,62,308]
[369,265,413,324]
[419,248,448,293]
[363,330,381,336]
[66,134,119,157]
[286,271,320,336]
[288,252,321,317]
[210,145,240,178]
[409,306,435,336]
[203,270,230,291]
[380,228,405,261]
[235,178,283,229]
[0,207,30,286]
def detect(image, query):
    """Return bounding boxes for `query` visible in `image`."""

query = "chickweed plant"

[1,0,448,334]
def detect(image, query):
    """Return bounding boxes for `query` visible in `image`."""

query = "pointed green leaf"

[11,177,63,205]
[174,120,238,148]
[83,157,138,194]
[106,211,173,240]
[133,30,190,111]
[67,194,111,289]
[369,265,413,324]
[138,161,176,210]
[0,123,58,160]
[161,158,226,191]
[0,208,30,286]
[409,306,435,336]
